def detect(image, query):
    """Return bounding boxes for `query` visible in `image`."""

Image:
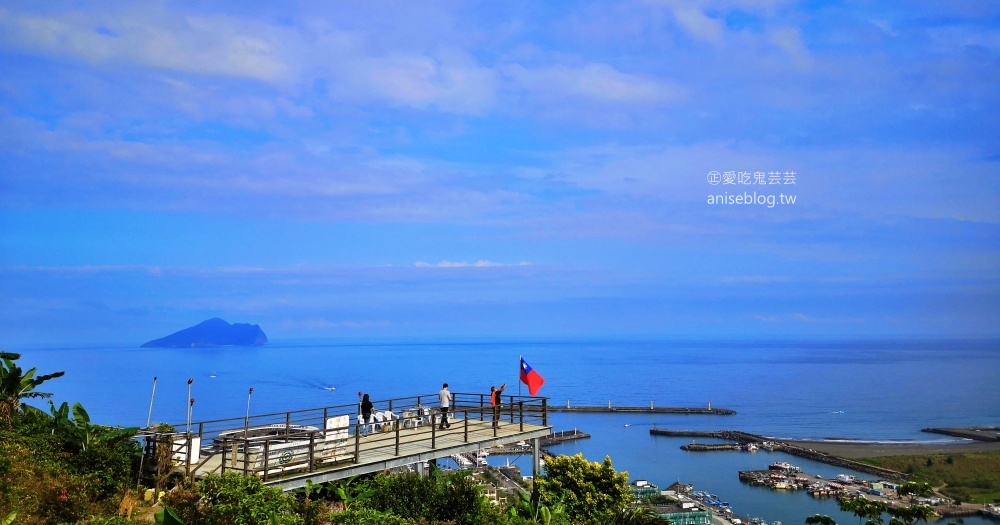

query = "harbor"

[652,428,910,480]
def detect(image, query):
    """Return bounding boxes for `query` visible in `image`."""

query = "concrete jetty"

[922,426,1000,442]
[549,403,735,415]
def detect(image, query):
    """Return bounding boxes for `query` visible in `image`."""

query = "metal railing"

[139,392,548,483]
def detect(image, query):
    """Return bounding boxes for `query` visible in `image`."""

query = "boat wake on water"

[261,377,337,392]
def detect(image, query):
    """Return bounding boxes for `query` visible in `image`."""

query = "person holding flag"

[519,357,545,396]
[490,383,506,428]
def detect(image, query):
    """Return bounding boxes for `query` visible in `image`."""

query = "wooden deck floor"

[187,416,551,491]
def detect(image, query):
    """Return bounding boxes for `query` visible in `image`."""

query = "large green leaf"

[155,506,186,525]
[72,402,91,425]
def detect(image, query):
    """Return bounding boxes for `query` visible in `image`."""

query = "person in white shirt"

[438,383,452,429]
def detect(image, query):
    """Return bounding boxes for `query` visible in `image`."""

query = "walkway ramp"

[142,392,551,491]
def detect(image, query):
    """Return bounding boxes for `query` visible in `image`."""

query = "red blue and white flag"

[519,357,545,396]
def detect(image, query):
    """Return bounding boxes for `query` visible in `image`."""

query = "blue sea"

[17,338,1000,525]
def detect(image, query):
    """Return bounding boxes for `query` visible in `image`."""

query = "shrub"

[169,473,303,525]
[359,471,506,525]
[328,507,410,525]
[534,454,631,524]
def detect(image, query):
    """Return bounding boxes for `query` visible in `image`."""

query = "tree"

[806,514,838,525]
[610,505,672,525]
[534,454,632,524]
[0,352,65,428]
[838,496,887,525]
[897,482,933,503]
[888,505,936,525]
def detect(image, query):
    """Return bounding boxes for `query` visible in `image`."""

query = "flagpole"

[135,376,158,491]
[518,355,522,397]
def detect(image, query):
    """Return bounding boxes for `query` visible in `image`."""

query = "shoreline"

[779,438,1000,459]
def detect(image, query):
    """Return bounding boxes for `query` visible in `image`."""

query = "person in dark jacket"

[360,393,374,435]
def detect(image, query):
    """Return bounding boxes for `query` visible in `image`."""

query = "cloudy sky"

[1,1,998,345]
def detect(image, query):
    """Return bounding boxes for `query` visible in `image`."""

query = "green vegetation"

[862,451,1000,503]
[162,473,303,525]
[534,454,632,524]
[0,351,65,429]
[804,515,836,525]
[1,352,142,524]
[838,496,937,525]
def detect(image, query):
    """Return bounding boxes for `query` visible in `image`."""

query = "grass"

[861,451,1000,504]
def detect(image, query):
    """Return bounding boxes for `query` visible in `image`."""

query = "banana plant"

[0,351,65,428]
[333,475,374,509]
[154,506,185,525]
[69,402,139,451]
[508,492,570,525]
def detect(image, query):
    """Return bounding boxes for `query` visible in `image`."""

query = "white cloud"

[414,260,532,268]
[669,5,724,44]
[337,54,499,114]
[503,62,681,105]
[0,7,291,81]
[768,26,812,69]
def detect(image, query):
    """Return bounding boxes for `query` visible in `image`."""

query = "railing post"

[508,397,514,423]
[542,398,548,426]
[354,423,361,464]
[309,432,316,472]
[389,399,393,411]
[184,433,192,478]
[285,412,291,442]
[220,439,227,475]
[263,439,270,482]
[323,407,328,427]
[464,411,469,442]
[243,437,250,476]
[519,401,524,432]
[395,421,401,455]
[431,414,437,449]
[198,422,204,441]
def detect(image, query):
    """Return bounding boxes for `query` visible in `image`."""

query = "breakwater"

[651,429,909,480]
[682,443,740,451]
[541,429,590,445]
[922,427,1000,442]
[550,403,735,415]
[486,429,589,458]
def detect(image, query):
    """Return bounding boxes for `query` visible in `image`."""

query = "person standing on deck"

[490,383,506,429]
[360,393,374,435]
[438,383,452,429]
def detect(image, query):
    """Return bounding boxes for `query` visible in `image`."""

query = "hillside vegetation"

[862,451,1000,504]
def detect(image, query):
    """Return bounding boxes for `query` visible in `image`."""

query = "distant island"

[141,318,268,348]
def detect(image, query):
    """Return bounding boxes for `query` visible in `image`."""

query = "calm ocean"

[17,338,1000,525]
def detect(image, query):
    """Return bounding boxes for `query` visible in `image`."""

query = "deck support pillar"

[532,437,541,479]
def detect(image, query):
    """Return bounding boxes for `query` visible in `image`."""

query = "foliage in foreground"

[534,453,632,524]
[357,471,511,525]
[0,351,65,429]
[0,352,140,525]
[163,473,303,525]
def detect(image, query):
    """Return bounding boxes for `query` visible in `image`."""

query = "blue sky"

[1,1,998,344]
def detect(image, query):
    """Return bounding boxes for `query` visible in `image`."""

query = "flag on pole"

[519,357,545,396]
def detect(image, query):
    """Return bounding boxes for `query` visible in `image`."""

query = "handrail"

[140,392,548,432]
